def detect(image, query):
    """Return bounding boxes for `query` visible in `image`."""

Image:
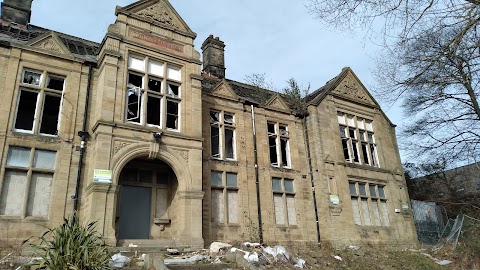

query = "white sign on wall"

[93,169,112,183]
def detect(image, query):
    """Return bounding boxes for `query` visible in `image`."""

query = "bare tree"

[244,73,276,90]
[307,0,480,163]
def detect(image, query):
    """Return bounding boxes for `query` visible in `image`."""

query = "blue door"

[118,186,152,239]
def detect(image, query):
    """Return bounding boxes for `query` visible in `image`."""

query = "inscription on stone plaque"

[131,30,184,53]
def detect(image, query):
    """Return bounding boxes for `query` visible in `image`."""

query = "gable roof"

[0,23,99,60]
[115,0,196,38]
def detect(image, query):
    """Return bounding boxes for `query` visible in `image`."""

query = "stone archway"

[116,158,178,241]
[102,142,204,248]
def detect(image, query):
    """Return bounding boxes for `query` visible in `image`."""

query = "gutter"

[251,104,263,244]
[73,61,95,211]
[303,116,321,245]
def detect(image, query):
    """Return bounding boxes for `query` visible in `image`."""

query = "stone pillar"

[175,191,205,248]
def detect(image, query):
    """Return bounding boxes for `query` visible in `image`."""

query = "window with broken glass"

[210,111,235,160]
[268,122,291,168]
[272,177,297,226]
[126,55,181,130]
[338,113,378,167]
[210,171,238,224]
[349,181,389,226]
[13,69,65,136]
[0,146,56,218]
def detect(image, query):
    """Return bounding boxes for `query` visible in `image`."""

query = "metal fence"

[411,200,445,245]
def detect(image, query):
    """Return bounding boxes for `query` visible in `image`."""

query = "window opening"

[210,110,236,160]
[337,113,378,167]
[268,122,290,168]
[14,69,64,136]
[125,55,181,130]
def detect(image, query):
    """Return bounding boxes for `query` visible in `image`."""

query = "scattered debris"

[347,245,360,251]
[166,248,179,255]
[333,255,343,261]
[109,253,131,268]
[293,258,306,268]
[243,252,259,263]
[421,253,453,265]
[243,242,261,248]
[209,241,233,253]
[164,254,210,265]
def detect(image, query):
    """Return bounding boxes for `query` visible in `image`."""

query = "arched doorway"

[116,157,178,240]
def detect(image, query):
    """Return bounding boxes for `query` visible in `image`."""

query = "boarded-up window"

[372,201,382,226]
[286,195,297,225]
[273,194,285,225]
[361,198,372,225]
[26,173,52,217]
[0,171,27,216]
[155,188,169,219]
[272,177,296,226]
[380,201,390,226]
[227,191,238,223]
[1,147,56,217]
[351,199,362,225]
[211,171,238,224]
[349,181,389,226]
[211,189,224,223]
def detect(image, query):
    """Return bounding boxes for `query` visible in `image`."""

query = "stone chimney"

[201,35,226,79]
[1,0,34,26]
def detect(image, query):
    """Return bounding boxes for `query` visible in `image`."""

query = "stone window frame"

[0,146,56,219]
[267,122,291,168]
[125,54,182,131]
[349,181,390,227]
[272,177,297,226]
[337,112,379,167]
[210,110,236,161]
[13,68,65,136]
[210,171,239,224]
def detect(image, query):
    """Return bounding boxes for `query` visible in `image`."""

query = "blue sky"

[4,0,405,150]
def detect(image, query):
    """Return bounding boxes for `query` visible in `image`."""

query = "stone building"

[0,0,417,249]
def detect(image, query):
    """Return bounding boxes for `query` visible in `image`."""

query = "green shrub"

[30,213,111,270]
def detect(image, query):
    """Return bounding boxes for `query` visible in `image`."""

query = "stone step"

[117,239,177,248]
[166,263,239,270]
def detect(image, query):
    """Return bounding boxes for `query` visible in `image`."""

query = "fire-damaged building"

[0,0,417,249]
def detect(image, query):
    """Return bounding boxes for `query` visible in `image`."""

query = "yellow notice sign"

[93,169,112,183]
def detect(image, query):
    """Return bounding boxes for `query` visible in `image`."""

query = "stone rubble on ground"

[209,241,233,253]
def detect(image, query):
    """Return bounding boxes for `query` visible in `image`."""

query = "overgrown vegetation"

[282,78,310,115]
[29,213,111,270]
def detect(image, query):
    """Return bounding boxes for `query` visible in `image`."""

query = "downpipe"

[303,116,321,245]
[73,62,94,211]
[251,104,263,244]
